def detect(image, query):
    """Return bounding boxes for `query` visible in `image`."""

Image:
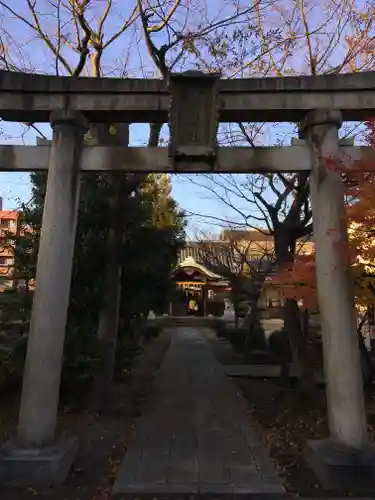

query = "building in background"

[172,229,315,317]
[220,229,314,316]
[170,244,234,316]
[0,197,21,290]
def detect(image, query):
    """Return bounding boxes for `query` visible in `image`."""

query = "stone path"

[113,327,285,496]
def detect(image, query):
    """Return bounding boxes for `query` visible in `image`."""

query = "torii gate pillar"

[0,110,88,485]
[300,109,375,490]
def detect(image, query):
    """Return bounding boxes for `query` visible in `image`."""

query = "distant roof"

[220,228,313,243]
[220,229,274,242]
[178,240,277,278]
[0,211,19,218]
[178,241,240,275]
[176,256,223,280]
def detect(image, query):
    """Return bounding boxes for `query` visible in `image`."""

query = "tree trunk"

[90,179,124,412]
[230,277,240,328]
[357,314,375,386]
[274,234,315,393]
[248,303,261,331]
[280,362,290,386]
[244,302,261,351]
[284,298,315,392]
[302,308,309,338]
[233,306,239,328]
[90,124,129,413]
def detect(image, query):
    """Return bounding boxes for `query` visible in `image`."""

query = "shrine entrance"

[170,256,230,316]
[0,69,375,488]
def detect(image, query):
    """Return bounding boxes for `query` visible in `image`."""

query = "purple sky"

[0,0,368,236]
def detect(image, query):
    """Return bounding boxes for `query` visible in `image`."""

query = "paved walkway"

[113,327,285,496]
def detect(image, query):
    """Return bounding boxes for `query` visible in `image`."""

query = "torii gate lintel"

[0,69,375,123]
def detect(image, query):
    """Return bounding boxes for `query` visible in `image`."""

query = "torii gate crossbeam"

[0,140,367,173]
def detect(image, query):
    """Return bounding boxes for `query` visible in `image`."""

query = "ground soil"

[233,377,328,497]
[203,327,375,497]
[3,326,375,498]
[233,377,375,497]
[0,330,171,500]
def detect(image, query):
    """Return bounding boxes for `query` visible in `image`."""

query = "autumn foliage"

[273,120,375,311]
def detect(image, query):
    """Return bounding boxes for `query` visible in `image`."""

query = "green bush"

[61,326,102,392]
[216,322,267,355]
[247,323,268,351]
[0,290,33,323]
[0,308,161,397]
[210,319,227,338]
[0,336,27,393]
[142,323,162,341]
[225,326,248,350]
[0,291,33,393]
[268,328,293,363]
[114,333,143,381]
[208,301,225,317]
[0,324,106,395]
[0,324,108,396]
[236,301,249,318]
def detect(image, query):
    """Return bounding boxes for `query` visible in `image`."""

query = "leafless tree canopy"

[0,0,373,220]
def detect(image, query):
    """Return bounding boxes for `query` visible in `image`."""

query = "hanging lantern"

[168,70,220,171]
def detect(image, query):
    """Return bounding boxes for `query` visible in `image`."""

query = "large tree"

[2,167,186,388]
[196,229,275,328]
[179,0,375,391]
[120,174,186,321]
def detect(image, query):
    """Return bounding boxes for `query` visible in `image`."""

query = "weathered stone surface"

[224,364,282,378]
[0,143,370,174]
[17,110,88,449]
[223,364,325,383]
[1,70,375,123]
[0,436,77,485]
[113,327,285,496]
[304,110,368,452]
[305,439,375,492]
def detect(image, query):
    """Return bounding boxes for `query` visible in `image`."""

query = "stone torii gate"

[0,69,375,489]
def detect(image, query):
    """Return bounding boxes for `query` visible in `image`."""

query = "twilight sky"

[0,0,368,237]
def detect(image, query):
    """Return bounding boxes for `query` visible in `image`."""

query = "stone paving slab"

[224,365,325,383]
[113,327,285,496]
[224,365,282,378]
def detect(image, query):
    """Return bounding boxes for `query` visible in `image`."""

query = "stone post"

[300,109,375,490]
[17,110,88,447]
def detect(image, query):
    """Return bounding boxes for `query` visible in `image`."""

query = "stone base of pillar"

[0,436,77,485]
[305,438,375,492]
